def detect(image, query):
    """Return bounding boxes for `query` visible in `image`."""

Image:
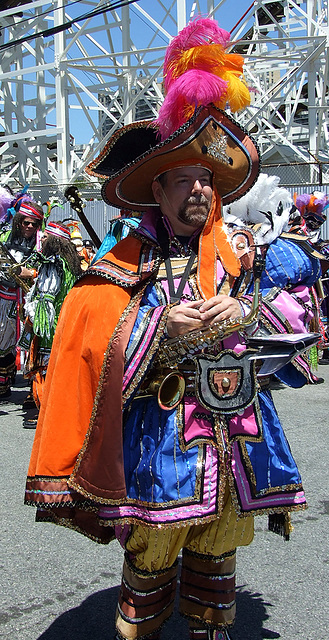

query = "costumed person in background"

[294,191,329,367]
[25,18,321,640]
[83,239,96,265]
[67,220,89,270]
[0,191,43,399]
[224,174,326,384]
[19,221,82,417]
[92,209,142,264]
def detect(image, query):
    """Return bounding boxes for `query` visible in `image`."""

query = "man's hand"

[166,295,242,338]
[199,295,241,326]
[19,267,36,278]
[166,300,204,338]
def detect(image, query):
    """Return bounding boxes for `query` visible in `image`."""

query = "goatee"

[177,195,211,227]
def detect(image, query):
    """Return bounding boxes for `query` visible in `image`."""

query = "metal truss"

[232,0,329,185]
[0,0,328,203]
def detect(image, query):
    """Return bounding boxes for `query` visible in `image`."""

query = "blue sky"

[64,0,256,144]
[3,1,258,145]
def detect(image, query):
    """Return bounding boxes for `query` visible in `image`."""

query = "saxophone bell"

[139,370,186,410]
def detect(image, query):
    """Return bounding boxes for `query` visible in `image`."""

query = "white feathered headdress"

[223,173,295,245]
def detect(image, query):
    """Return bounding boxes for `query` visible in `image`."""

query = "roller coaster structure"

[0,0,328,202]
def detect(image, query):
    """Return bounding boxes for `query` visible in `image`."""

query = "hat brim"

[86,105,260,211]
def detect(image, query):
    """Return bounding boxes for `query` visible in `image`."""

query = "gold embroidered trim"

[176,402,216,453]
[226,462,307,519]
[212,414,229,519]
[261,298,294,334]
[38,511,113,544]
[227,396,264,444]
[99,511,220,530]
[291,354,311,380]
[122,306,172,405]
[85,119,152,178]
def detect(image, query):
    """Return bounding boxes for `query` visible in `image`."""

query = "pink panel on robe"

[271,286,313,332]
[183,398,214,444]
[228,402,260,438]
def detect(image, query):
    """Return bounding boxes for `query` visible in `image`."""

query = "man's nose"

[191,180,203,193]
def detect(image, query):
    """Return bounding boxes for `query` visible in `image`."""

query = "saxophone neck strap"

[156,215,197,303]
[165,250,197,303]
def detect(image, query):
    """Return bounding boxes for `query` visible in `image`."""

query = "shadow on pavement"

[37,584,280,640]
[234,586,280,639]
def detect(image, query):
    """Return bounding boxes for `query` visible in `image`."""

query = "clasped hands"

[166,295,241,339]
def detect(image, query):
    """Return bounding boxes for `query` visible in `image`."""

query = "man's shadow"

[37,584,280,640]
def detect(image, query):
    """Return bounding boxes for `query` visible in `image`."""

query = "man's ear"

[152,179,162,204]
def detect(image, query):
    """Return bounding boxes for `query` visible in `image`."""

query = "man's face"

[41,231,49,249]
[20,216,40,239]
[152,166,213,235]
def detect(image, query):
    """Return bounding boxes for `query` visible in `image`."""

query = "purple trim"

[88,261,141,285]
[123,305,166,393]
[261,303,286,333]
[98,444,218,525]
[114,524,131,548]
[231,441,306,512]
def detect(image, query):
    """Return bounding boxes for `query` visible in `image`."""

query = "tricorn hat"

[86,105,260,211]
[86,17,261,300]
[86,17,260,211]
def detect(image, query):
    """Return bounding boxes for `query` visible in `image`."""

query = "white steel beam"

[0,0,327,198]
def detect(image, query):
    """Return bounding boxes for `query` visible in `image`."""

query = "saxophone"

[139,247,266,410]
[0,242,31,293]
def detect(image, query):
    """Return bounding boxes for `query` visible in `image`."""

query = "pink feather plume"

[155,17,250,140]
[156,69,228,139]
[164,18,230,90]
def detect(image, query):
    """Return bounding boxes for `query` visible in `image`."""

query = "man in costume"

[294,191,329,364]
[92,209,142,264]
[0,194,43,398]
[19,221,82,413]
[25,18,320,640]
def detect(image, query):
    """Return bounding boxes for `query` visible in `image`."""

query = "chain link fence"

[48,162,329,245]
[262,161,329,189]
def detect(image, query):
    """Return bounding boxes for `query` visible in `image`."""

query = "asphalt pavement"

[1,366,328,640]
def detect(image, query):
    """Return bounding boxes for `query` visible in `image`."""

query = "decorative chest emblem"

[210,369,241,397]
[195,349,257,413]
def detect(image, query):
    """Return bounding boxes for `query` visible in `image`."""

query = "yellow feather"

[221,71,250,112]
[168,44,226,79]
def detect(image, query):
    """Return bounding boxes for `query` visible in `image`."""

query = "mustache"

[184,194,209,206]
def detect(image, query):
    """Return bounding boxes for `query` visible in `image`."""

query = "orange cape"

[26,237,145,499]
[25,226,240,541]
